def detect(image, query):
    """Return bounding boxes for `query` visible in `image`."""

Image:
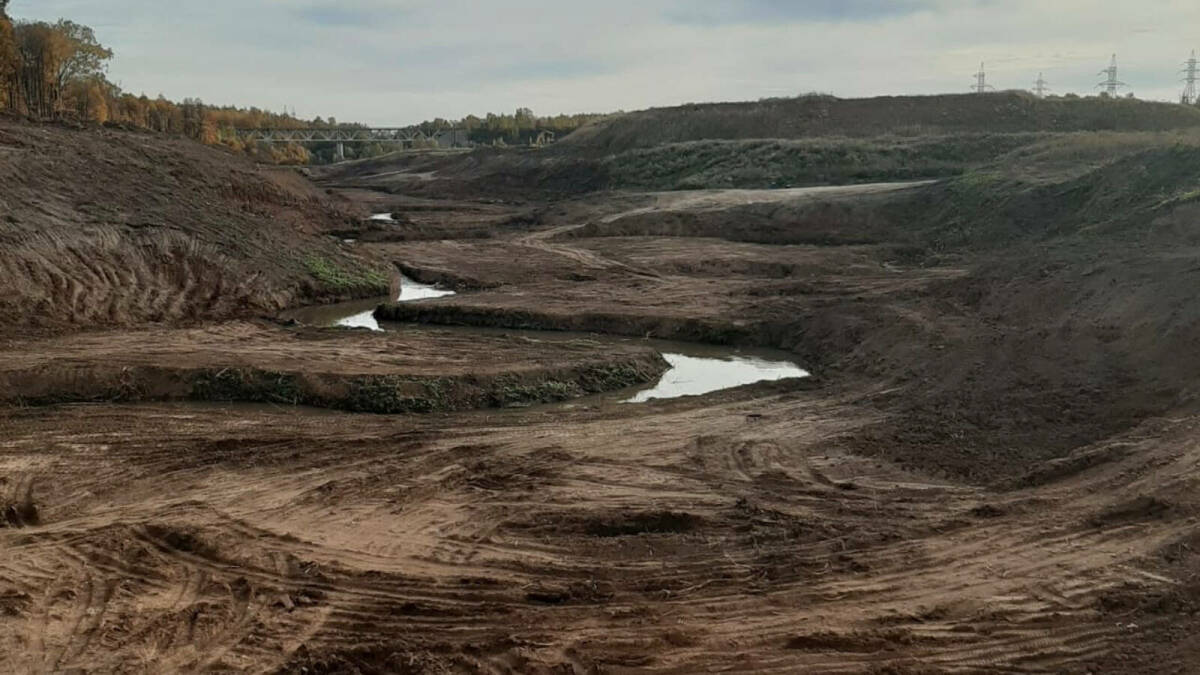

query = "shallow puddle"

[625,352,808,403]
[397,277,456,302]
[283,275,455,331]
[333,307,384,331]
[284,288,809,401]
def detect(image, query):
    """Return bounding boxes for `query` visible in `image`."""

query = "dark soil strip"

[0,354,668,414]
[374,303,772,347]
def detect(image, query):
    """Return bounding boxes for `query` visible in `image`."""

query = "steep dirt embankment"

[823,142,1200,475]
[0,120,390,334]
[711,140,1200,482]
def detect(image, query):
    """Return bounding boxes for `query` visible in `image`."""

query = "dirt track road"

[595,181,937,224]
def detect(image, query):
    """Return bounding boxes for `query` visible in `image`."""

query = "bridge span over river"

[233,127,471,160]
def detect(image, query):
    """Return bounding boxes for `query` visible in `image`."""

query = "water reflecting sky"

[625,353,808,403]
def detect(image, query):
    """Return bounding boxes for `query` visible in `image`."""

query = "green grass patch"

[602,134,1045,191]
[304,255,390,293]
[191,369,303,405]
[490,378,584,407]
[344,376,450,414]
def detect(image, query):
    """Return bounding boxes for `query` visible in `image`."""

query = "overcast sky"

[11,0,1200,125]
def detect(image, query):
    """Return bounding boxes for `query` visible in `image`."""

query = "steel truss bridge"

[233,127,471,158]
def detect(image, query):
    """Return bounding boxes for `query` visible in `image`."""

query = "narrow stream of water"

[285,275,455,331]
[283,280,809,402]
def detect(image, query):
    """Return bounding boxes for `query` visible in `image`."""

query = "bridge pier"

[335,142,345,162]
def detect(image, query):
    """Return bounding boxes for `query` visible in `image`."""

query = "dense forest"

[0,5,603,163]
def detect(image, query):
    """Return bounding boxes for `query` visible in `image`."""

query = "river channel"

[284,276,809,403]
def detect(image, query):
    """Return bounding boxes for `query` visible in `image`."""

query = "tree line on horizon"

[0,5,314,162]
[0,6,604,163]
[300,109,607,163]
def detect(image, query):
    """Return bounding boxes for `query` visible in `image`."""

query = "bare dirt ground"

[5,129,1200,672]
[0,120,385,334]
[3,380,1198,672]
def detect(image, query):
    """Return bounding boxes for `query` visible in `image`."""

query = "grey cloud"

[665,0,937,25]
[11,0,1200,125]
[292,7,378,27]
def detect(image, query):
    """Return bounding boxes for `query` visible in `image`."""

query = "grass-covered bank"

[0,355,668,413]
[0,322,669,413]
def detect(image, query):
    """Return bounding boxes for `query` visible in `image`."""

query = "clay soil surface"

[4,140,1200,673]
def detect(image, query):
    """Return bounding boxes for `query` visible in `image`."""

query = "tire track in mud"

[1,398,1194,672]
[51,573,119,672]
[515,222,662,279]
[0,232,300,331]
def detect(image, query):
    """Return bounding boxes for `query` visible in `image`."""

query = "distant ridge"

[563,92,1200,153]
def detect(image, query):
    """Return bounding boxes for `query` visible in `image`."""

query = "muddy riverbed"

[283,287,810,403]
[283,274,456,330]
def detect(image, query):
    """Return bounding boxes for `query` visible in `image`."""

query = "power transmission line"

[1096,54,1128,96]
[1033,72,1051,98]
[972,62,995,94]
[1182,50,1198,105]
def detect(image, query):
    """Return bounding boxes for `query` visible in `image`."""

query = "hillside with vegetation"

[0,5,601,164]
[321,93,1200,197]
[564,92,1200,152]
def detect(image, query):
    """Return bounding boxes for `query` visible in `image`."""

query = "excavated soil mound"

[0,120,387,333]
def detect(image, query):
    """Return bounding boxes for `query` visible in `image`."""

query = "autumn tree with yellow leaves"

[0,9,600,164]
[0,0,17,110]
[1,18,111,118]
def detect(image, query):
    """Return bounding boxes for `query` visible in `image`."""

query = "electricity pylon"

[1033,72,1051,98]
[972,63,995,94]
[1097,54,1128,96]
[1183,51,1199,105]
